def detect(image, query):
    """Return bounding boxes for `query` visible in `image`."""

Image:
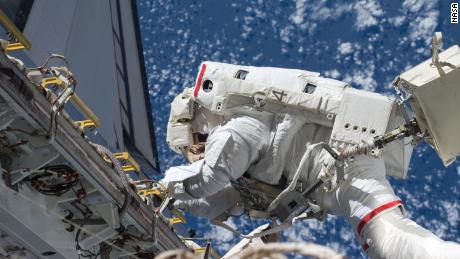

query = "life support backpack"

[168,61,412,179]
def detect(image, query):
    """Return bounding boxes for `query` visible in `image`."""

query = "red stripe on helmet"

[194,63,207,97]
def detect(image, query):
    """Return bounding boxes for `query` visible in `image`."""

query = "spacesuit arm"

[179,115,270,199]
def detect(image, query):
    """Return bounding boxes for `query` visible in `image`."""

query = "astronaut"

[161,61,460,259]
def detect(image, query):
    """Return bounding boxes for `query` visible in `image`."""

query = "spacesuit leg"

[362,207,460,259]
[321,156,460,259]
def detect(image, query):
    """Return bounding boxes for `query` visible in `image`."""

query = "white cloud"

[204,218,237,251]
[338,42,353,55]
[442,201,459,228]
[402,0,436,13]
[389,15,406,26]
[401,0,439,44]
[291,0,308,25]
[280,26,293,43]
[409,11,438,43]
[324,69,341,79]
[354,0,383,31]
[289,0,384,33]
[343,61,377,91]
[289,1,352,34]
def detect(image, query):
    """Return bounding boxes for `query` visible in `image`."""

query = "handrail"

[0,9,31,50]
[41,76,101,128]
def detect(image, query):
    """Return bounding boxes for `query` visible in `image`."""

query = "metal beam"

[0,49,186,256]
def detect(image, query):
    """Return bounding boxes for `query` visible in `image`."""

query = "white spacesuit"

[161,61,460,259]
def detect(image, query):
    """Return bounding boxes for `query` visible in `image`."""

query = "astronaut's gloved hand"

[159,159,205,200]
[168,185,242,219]
[159,180,197,201]
[315,150,340,192]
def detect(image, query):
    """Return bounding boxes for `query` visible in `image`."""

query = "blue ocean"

[137,1,460,257]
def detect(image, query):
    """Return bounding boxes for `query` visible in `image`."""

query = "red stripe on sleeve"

[194,64,207,97]
[362,243,369,252]
[357,200,402,235]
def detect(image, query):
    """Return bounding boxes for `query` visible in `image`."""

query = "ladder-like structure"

[0,44,189,258]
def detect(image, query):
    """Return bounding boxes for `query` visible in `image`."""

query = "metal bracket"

[75,120,96,131]
[431,32,443,69]
[9,148,59,173]
[138,188,162,197]
[49,82,75,143]
[168,218,184,224]
[79,226,118,250]
[88,202,120,229]
[170,210,187,225]
[41,77,64,89]
[9,168,32,185]
[193,242,220,258]
[0,107,16,129]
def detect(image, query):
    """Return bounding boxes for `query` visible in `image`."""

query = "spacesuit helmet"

[166,87,222,162]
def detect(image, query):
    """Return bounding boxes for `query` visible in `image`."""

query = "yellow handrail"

[0,9,31,50]
[114,152,141,172]
[5,42,26,52]
[71,94,101,128]
[41,77,101,128]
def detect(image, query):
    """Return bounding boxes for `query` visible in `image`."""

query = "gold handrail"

[114,152,141,172]
[0,9,31,50]
[41,77,101,128]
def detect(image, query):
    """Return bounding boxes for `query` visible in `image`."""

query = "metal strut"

[48,81,75,142]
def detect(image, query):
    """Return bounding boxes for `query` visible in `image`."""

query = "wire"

[88,143,134,226]
[26,165,80,196]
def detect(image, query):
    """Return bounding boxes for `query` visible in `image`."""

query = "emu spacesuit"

[162,61,460,258]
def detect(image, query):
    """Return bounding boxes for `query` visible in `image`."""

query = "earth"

[137,0,460,257]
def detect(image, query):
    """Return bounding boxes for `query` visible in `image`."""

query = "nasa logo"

[452,3,459,24]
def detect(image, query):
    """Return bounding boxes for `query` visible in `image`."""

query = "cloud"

[343,61,377,91]
[402,0,439,44]
[354,0,384,31]
[289,0,383,33]
[389,16,406,26]
[289,0,352,34]
[441,201,459,229]
[338,42,353,55]
[324,69,341,79]
[204,218,238,251]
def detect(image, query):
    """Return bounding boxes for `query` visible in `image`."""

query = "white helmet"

[166,87,223,155]
[166,88,194,154]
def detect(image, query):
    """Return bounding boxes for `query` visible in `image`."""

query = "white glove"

[160,160,205,200]
[316,151,339,192]
[159,180,197,200]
